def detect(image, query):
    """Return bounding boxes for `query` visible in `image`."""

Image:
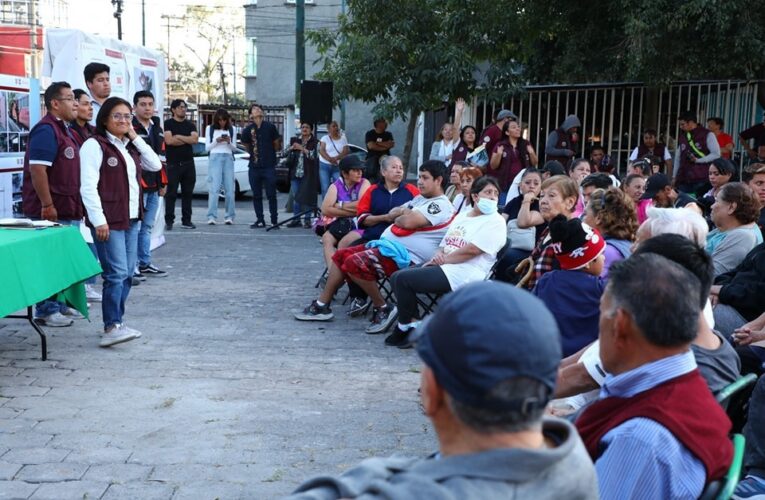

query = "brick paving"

[0,196,433,499]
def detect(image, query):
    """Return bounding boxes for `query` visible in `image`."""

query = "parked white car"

[189,142,251,198]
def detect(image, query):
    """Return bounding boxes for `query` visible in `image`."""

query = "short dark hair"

[606,253,701,347]
[83,62,110,83]
[373,117,387,126]
[521,167,543,181]
[718,182,761,224]
[133,90,154,105]
[634,234,713,307]
[419,160,447,190]
[580,172,612,190]
[170,99,187,110]
[590,145,605,153]
[743,163,765,183]
[448,377,549,433]
[643,128,657,137]
[708,117,724,128]
[711,157,737,177]
[248,103,262,115]
[469,175,500,203]
[94,96,133,136]
[44,81,71,110]
[542,160,566,176]
[73,88,88,101]
[679,111,697,123]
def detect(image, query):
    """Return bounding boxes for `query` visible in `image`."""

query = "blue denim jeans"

[207,153,236,221]
[319,161,340,197]
[92,220,139,329]
[138,191,159,268]
[291,178,311,222]
[713,303,747,342]
[36,219,84,317]
[249,167,278,224]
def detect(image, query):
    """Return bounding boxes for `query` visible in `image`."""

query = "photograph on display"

[134,68,155,94]
[0,91,29,153]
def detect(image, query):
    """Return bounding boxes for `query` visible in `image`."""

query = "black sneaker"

[250,220,266,229]
[164,223,173,231]
[303,220,312,229]
[385,325,414,349]
[286,219,302,228]
[181,222,196,229]
[269,223,281,230]
[347,297,372,317]
[133,271,147,282]
[139,264,168,277]
[294,301,333,321]
[365,304,398,334]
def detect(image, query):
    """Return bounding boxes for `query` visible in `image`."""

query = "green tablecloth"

[0,226,102,318]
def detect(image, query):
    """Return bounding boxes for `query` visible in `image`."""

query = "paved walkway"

[0,198,433,499]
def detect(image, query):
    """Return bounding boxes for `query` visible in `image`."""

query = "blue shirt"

[28,123,62,166]
[242,121,280,169]
[595,351,706,500]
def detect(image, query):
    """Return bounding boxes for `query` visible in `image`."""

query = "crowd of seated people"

[290,108,765,499]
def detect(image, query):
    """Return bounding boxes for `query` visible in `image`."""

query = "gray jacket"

[285,417,599,499]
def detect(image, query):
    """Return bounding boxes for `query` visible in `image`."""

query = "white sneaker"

[224,218,233,225]
[99,324,138,347]
[207,219,216,225]
[121,324,143,339]
[34,312,74,327]
[61,307,85,320]
[85,284,102,302]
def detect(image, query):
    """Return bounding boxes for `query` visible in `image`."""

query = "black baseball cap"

[641,173,672,200]
[339,155,364,171]
[414,281,561,411]
[541,160,566,176]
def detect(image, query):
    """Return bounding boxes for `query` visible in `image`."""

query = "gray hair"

[643,207,708,246]
[606,253,701,347]
[379,155,401,173]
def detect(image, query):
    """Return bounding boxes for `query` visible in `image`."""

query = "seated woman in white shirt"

[386,176,507,348]
[79,97,162,347]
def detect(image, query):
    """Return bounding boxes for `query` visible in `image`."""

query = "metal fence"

[472,80,762,176]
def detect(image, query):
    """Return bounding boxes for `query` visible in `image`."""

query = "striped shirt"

[595,351,706,499]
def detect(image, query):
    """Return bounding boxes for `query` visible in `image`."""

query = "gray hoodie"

[285,417,599,499]
[546,115,582,158]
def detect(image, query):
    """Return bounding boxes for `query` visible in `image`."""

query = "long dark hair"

[212,108,231,130]
[95,96,132,137]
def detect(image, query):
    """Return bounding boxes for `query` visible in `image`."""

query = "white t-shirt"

[452,193,472,213]
[320,134,348,163]
[439,210,507,289]
[629,146,672,162]
[381,194,456,265]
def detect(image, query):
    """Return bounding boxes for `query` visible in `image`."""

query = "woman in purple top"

[583,187,638,279]
[318,155,371,268]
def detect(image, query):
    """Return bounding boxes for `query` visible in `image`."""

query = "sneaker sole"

[141,272,168,278]
[34,320,74,327]
[99,333,138,347]
[294,313,334,321]
[348,303,372,318]
[365,307,398,334]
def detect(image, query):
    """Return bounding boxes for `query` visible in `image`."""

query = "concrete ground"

[0,194,433,499]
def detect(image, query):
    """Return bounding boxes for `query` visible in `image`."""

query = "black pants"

[249,167,278,224]
[165,160,196,225]
[493,247,531,284]
[391,266,451,324]
[745,376,765,478]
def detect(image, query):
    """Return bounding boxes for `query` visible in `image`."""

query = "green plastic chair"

[716,373,758,407]
[717,433,746,500]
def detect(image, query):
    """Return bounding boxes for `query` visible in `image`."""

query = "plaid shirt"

[526,228,558,290]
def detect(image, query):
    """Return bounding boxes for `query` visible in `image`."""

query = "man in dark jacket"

[545,115,581,168]
[288,282,598,499]
[132,90,168,277]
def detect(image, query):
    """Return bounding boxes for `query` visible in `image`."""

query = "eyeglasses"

[55,97,75,102]
[111,113,133,122]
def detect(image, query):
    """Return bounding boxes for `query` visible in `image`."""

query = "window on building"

[246,37,257,77]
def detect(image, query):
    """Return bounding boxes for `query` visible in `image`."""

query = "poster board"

[0,75,29,218]
[42,29,166,114]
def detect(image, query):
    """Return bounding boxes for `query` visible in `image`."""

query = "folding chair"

[698,433,746,500]
[716,373,758,433]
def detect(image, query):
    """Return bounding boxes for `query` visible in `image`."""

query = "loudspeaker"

[301,80,333,125]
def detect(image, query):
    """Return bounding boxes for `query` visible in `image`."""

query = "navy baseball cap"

[414,281,562,411]
[339,155,365,171]
[641,173,671,200]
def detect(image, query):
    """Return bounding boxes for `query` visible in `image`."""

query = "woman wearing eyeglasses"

[80,96,162,347]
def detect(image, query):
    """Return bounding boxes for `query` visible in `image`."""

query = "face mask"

[476,197,498,215]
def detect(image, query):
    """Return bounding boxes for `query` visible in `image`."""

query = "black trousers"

[165,160,196,225]
[390,266,451,324]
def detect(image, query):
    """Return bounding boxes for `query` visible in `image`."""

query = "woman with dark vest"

[545,114,580,168]
[80,97,162,347]
[449,125,478,166]
[489,119,538,207]
[628,128,672,173]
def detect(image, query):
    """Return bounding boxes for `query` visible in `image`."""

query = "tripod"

[267,207,321,231]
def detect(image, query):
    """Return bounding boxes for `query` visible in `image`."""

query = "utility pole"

[232,37,237,101]
[340,0,346,129]
[219,62,228,105]
[161,14,185,105]
[295,0,305,108]
[111,0,124,40]
[141,0,146,46]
